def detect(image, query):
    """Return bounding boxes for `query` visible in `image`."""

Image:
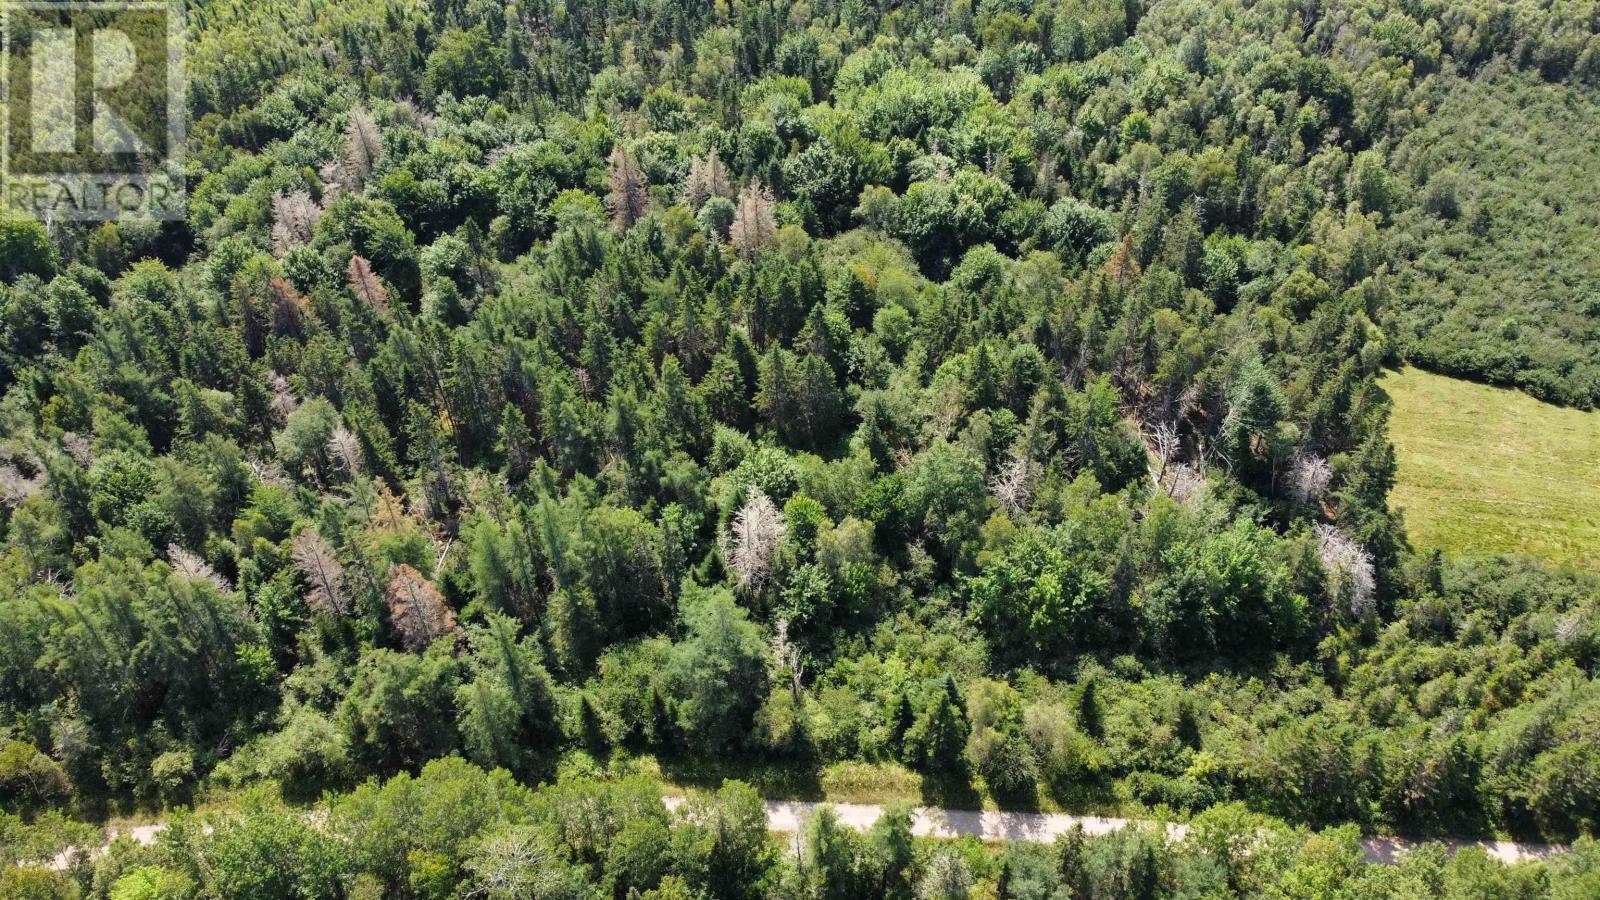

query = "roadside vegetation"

[11,759,1600,899]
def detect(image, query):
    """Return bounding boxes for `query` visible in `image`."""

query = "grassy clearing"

[647,755,937,807]
[816,761,925,805]
[1384,366,1600,569]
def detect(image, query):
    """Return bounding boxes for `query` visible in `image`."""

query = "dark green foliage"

[454,614,560,778]
[661,586,771,753]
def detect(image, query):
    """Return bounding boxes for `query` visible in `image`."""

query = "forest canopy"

[3,0,1600,896]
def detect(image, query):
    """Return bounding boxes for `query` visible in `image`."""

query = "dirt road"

[664,797,1566,865]
[48,798,1566,870]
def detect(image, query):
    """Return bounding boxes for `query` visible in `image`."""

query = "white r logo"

[29,26,150,154]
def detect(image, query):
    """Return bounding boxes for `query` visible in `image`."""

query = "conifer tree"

[731,178,776,259]
[606,144,649,229]
[683,147,732,212]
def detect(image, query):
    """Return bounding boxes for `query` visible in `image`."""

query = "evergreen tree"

[607,145,649,230]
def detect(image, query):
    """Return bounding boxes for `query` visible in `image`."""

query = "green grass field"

[1384,367,1600,569]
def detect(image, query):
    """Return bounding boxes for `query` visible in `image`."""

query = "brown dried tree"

[267,276,310,339]
[1104,235,1140,285]
[731,178,776,259]
[605,144,648,229]
[370,479,413,532]
[385,563,459,652]
[682,147,732,211]
[347,255,390,313]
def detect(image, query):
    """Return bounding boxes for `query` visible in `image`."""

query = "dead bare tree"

[988,453,1036,515]
[725,489,787,592]
[731,177,776,259]
[270,190,321,256]
[1147,421,1180,495]
[266,371,300,423]
[1316,524,1375,621]
[292,528,348,616]
[167,544,233,593]
[1288,454,1333,504]
[0,463,44,509]
[461,829,572,899]
[771,619,805,703]
[327,426,364,478]
[1166,464,1205,503]
[60,433,92,467]
[340,105,381,190]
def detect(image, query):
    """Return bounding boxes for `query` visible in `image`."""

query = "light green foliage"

[328,757,536,888]
[109,866,197,900]
[0,217,58,281]
[194,789,346,900]
[669,781,776,900]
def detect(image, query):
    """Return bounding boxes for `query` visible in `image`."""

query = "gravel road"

[47,798,1566,870]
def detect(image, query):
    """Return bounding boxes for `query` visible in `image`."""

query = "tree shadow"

[656,753,826,801]
[988,778,1043,813]
[918,768,982,811]
[1040,776,1118,815]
